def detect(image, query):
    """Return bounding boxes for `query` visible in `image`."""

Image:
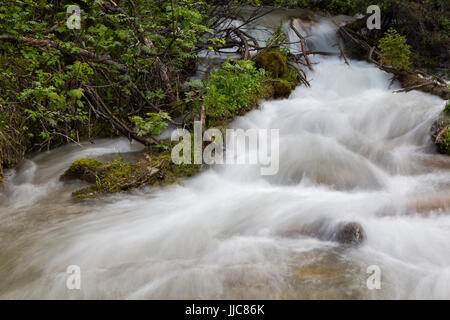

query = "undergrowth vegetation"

[1,0,449,185]
[189,60,270,124]
[187,48,298,127]
[0,0,212,175]
[444,101,450,115]
[378,28,412,71]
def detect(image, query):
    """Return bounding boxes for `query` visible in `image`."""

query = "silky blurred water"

[0,15,449,299]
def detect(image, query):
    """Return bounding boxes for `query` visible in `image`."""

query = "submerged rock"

[281,219,365,246]
[334,222,365,246]
[293,266,345,281]
[407,191,450,214]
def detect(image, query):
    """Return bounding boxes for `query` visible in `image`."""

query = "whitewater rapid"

[0,16,449,299]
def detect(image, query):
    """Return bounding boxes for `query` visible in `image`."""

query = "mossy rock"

[431,109,450,155]
[271,65,299,99]
[255,50,288,78]
[434,125,450,155]
[60,159,103,183]
[145,147,200,186]
[274,80,296,99]
[444,101,450,115]
[72,187,98,199]
[63,146,200,199]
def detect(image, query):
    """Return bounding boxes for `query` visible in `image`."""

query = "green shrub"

[440,17,450,32]
[130,113,171,137]
[378,28,413,71]
[325,0,356,14]
[197,60,269,122]
[444,101,450,115]
[0,0,211,166]
[442,129,450,155]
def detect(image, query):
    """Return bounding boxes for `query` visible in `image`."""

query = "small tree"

[378,28,412,71]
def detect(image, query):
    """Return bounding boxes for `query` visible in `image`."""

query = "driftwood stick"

[336,31,349,65]
[238,29,260,49]
[393,81,435,93]
[290,20,313,71]
[231,27,249,60]
[200,103,206,127]
[368,46,379,65]
[288,62,310,87]
[294,51,338,57]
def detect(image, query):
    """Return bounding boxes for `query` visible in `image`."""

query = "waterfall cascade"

[0,12,448,299]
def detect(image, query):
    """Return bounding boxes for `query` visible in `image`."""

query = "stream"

[0,10,449,299]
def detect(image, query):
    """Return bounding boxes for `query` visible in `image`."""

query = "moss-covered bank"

[61,146,199,199]
[432,102,450,155]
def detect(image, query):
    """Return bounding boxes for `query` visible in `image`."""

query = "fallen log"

[339,26,450,100]
[393,81,435,93]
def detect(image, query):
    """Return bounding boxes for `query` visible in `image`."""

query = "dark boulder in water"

[281,220,365,246]
[334,222,365,246]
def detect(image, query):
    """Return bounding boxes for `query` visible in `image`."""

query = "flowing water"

[1,13,449,299]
